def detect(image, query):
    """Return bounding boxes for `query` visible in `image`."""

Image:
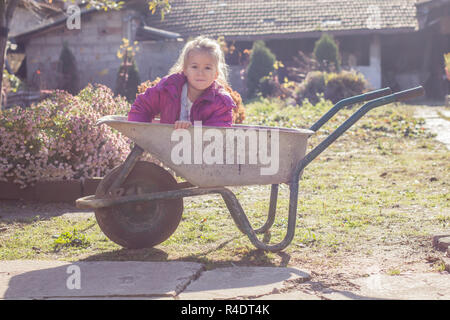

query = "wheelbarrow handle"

[392,86,425,102]
[293,86,425,182]
[309,87,392,132]
[364,87,393,101]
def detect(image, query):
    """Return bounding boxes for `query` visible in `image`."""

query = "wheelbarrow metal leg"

[254,184,278,234]
[218,183,299,252]
[106,145,144,195]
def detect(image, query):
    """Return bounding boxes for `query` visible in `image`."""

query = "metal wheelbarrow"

[76,86,424,252]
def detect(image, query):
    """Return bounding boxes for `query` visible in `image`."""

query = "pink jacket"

[128,73,236,127]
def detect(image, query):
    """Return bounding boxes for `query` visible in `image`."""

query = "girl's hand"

[174,121,191,129]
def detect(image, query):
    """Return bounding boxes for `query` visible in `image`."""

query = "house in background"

[7,0,65,76]
[10,0,450,100]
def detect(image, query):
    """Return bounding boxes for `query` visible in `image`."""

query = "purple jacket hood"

[128,73,236,127]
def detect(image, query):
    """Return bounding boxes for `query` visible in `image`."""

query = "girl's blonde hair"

[169,36,229,86]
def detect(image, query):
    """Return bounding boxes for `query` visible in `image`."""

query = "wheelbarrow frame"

[76,86,425,252]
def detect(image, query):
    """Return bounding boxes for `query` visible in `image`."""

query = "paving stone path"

[1,260,450,300]
[414,105,450,150]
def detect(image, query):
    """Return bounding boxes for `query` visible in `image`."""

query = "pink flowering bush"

[0,84,132,188]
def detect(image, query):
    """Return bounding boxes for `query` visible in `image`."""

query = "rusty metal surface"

[96,116,313,187]
[77,186,226,210]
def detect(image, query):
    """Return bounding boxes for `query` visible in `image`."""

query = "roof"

[416,0,450,6]
[11,4,178,43]
[12,0,425,43]
[415,0,450,28]
[11,7,97,42]
[144,0,421,40]
[135,25,181,41]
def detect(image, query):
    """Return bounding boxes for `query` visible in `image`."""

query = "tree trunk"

[0,0,19,110]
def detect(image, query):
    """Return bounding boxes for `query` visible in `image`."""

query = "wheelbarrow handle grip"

[364,87,393,101]
[392,86,425,102]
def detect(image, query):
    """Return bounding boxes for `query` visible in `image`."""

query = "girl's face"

[183,50,219,92]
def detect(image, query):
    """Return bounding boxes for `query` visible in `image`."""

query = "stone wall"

[135,40,185,82]
[10,7,48,37]
[355,35,382,90]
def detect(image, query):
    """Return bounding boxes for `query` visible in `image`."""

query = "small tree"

[246,40,276,98]
[57,42,79,95]
[313,33,341,72]
[115,38,141,103]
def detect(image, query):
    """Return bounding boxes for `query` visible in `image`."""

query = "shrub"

[313,34,341,72]
[259,76,282,98]
[0,84,131,188]
[57,42,79,95]
[222,83,246,124]
[296,71,326,104]
[258,75,299,104]
[296,71,368,104]
[324,71,369,103]
[115,52,141,103]
[3,69,22,94]
[286,51,320,83]
[246,41,276,98]
[137,78,161,95]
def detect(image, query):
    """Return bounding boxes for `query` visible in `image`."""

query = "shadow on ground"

[0,200,91,223]
[78,239,292,270]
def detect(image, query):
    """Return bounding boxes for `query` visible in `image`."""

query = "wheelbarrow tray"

[98,115,314,187]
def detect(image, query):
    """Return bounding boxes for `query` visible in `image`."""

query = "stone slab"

[260,273,450,300]
[437,237,450,251]
[433,234,450,251]
[343,273,450,300]
[415,107,450,150]
[444,257,450,272]
[0,260,203,299]
[178,267,310,300]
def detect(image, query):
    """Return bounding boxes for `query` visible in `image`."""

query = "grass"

[0,97,449,273]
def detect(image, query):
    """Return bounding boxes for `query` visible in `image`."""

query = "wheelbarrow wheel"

[94,161,183,249]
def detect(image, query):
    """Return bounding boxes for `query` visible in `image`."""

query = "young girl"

[128,36,236,128]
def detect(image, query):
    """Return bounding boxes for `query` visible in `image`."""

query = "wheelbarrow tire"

[94,161,183,249]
